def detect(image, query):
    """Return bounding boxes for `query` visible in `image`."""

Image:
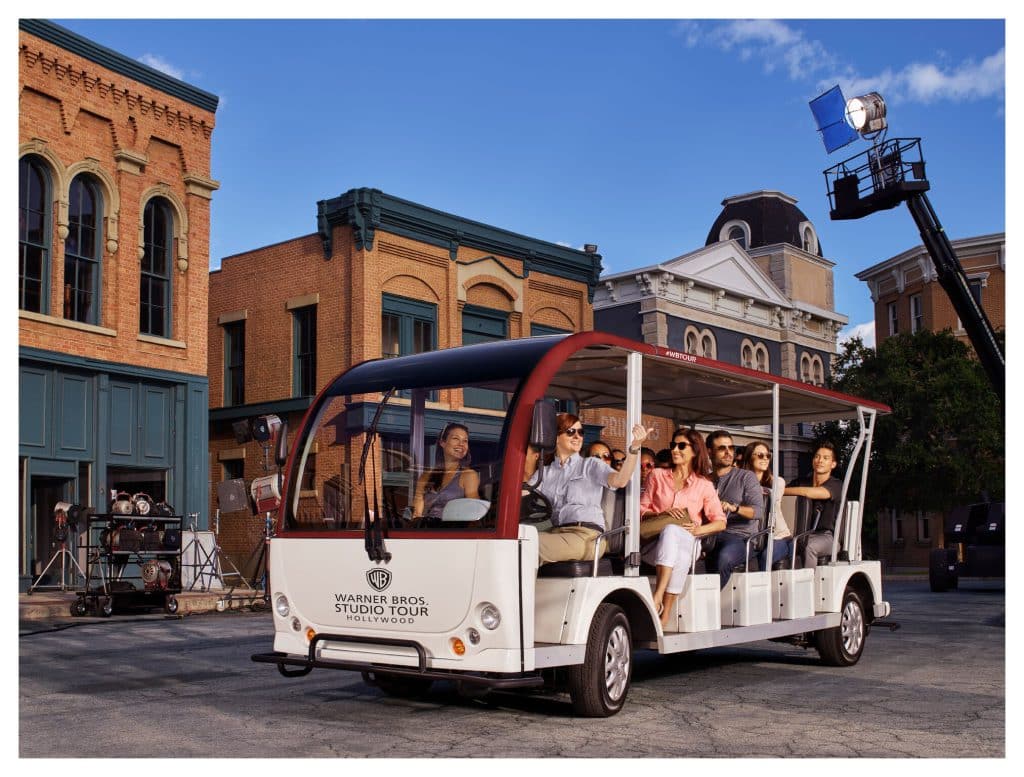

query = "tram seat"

[538,487,623,578]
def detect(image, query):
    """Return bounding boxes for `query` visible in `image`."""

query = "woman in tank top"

[412,422,480,521]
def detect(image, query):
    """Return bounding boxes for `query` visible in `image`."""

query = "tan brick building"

[855,232,1005,350]
[855,232,1005,568]
[18,20,219,590]
[208,188,600,575]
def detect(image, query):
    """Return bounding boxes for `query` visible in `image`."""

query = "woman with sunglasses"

[741,441,793,571]
[536,413,652,566]
[639,427,726,628]
[412,422,480,522]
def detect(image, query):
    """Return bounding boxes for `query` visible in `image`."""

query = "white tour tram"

[252,332,892,716]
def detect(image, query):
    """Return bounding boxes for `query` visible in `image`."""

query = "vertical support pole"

[624,352,643,577]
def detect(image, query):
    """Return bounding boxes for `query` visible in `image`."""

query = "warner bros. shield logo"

[366,567,392,592]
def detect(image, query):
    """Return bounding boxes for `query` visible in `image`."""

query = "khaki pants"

[538,525,607,565]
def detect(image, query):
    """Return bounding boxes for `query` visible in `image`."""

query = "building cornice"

[855,232,1006,281]
[316,188,602,300]
[20,19,219,113]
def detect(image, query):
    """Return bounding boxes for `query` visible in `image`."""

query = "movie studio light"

[808,85,1004,401]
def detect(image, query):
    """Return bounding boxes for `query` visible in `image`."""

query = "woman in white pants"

[639,427,726,629]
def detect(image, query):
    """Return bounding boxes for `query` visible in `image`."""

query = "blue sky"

[46,16,1008,344]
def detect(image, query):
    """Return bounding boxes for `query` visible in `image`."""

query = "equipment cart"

[72,513,183,617]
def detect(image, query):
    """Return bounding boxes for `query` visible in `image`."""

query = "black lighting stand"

[825,137,1004,402]
[28,513,87,594]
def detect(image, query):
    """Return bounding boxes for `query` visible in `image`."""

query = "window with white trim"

[19,155,51,314]
[910,294,923,333]
[888,301,899,336]
[65,174,103,324]
[141,197,173,337]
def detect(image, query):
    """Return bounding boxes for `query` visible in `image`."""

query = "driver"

[535,413,651,565]
[412,422,480,521]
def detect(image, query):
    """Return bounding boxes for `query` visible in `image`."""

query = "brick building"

[855,232,1005,567]
[592,191,846,480]
[18,20,219,590]
[208,187,601,576]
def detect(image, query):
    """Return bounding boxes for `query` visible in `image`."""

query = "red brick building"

[208,188,601,576]
[18,20,219,590]
[855,232,1005,567]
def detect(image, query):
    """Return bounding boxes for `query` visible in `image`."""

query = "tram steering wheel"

[519,482,553,524]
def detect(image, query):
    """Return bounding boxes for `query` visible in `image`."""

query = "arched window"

[812,356,824,386]
[685,329,699,355]
[141,198,173,337]
[755,344,769,372]
[700,332,716,359]
[65,174,102,324]
[741,342,754,369]
[19,156,51,313]
[802,226,814,253]
[728,225,747,250]
[800,353,812,383]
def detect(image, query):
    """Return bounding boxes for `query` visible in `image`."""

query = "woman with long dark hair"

[412,422,480,520]
[741,440,792,571]
[639,427,726,628]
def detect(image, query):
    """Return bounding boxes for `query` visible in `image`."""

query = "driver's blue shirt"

[538,453,615,531]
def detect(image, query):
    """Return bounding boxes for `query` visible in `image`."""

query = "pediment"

[660,243,790,306]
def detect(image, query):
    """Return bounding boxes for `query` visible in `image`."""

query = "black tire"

[70,599,88,617]
[567,603,632,717]
[816,587,867,667]
[164,596,179,615]
[366,671,433,699]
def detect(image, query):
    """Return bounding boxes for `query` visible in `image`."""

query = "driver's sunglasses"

[563,427,584,437]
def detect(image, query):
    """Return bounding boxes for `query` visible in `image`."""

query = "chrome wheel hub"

[841,599,865,656]
[604,624,631,701]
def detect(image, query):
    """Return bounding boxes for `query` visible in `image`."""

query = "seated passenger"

[705,430,764,588]
[585,440,613,465]
[640,427,726,628]
[639,447,657,491]
[784,442,842,568]
[610,449,627,471]
[740,441,792,570]
[537,413,651,566]
[412,423,480,521]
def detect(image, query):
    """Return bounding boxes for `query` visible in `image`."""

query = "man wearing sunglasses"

[536,413,652,565]
[704,430,764,588]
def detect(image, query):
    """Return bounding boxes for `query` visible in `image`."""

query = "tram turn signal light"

[450,637,466,656]
[306,627,317,644]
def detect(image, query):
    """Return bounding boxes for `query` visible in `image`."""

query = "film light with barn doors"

[808,85,1004,401]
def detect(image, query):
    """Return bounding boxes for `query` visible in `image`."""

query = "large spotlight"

[846,92,887,134]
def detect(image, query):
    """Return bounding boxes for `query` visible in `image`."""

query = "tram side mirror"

[275,419,289,467]
[530,400,557,451]
[441,498,490,523]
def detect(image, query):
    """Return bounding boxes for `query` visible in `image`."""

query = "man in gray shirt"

[705,430,764,587]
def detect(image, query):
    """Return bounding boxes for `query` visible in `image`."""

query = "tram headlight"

[479,603,501,630]
[274,594,290,617]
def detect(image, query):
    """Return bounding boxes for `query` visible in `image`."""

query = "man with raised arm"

[784,442,843,569]
[705,430,764,588]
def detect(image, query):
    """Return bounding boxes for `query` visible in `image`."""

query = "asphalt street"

[18,579,1005,759]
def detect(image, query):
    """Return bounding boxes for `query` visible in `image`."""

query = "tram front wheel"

[567,603,632,717]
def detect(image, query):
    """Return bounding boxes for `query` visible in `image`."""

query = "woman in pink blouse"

[639,427,726,628]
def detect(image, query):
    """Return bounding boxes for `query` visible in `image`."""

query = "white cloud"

[678,20,1004,107]
[677,19,835,81]
[839,321,876,349]
[139,53,186,81]
[825,49,1004,106]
